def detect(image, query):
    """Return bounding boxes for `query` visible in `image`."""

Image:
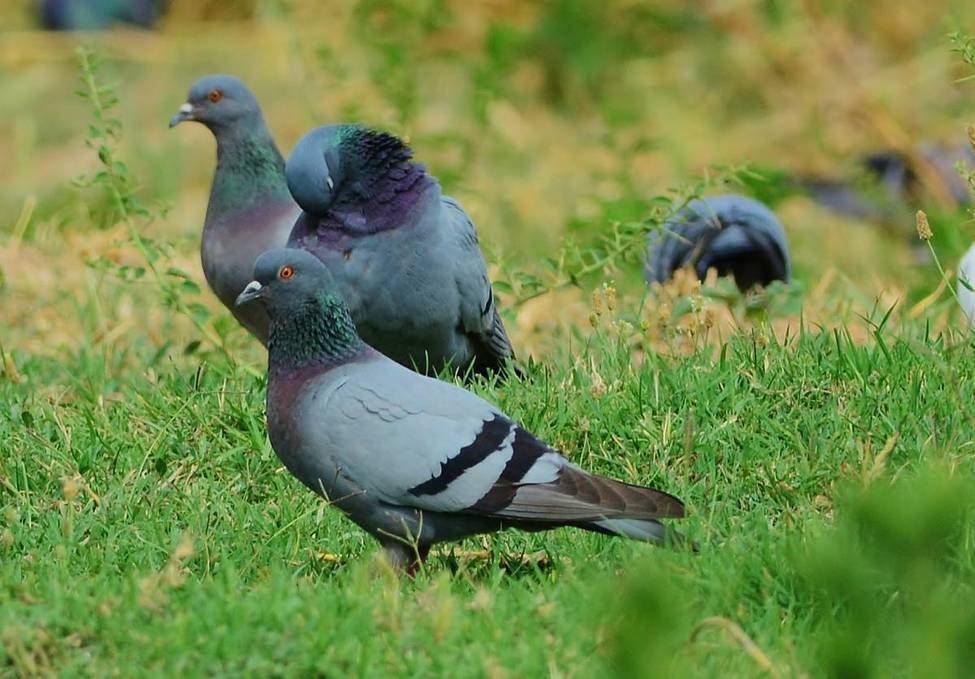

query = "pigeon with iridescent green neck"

[285,124,516,377]
[170,75,299,343]
[236,248,688,572]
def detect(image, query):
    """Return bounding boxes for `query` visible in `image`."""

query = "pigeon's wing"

[318,360,683,525]
[441,197,516,374]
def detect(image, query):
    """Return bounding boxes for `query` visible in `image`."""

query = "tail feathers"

[583,517,697,551]
[698,226,790,289]
[483,466,684,523]
[646,194,791,290]
[479,465,690,548]
[587,517,668,543]
[586,472,686,520]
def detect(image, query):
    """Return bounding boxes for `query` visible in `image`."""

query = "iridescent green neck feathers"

[209,127,291,217]
[268,293,365,370]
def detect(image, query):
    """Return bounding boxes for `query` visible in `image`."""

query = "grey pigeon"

[170,75,299,342]
[285,124,515,377]
[646,194,791,291]
[236,249,687,571]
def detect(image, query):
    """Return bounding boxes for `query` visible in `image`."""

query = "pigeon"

[236,248,687,571]
[801,141,975,223]
[38,0,160,30]
[646,194,791,291]
[797,176,894,224]
[860,143,973,207]
[284,124,516,377]
[958,243,975,328]
[170,75,299,343]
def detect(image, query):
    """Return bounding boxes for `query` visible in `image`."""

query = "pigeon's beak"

[235,280,265,307]
[169,103,195,128]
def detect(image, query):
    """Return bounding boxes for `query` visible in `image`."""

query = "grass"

[2,0,975,676]
[3,319,974,676]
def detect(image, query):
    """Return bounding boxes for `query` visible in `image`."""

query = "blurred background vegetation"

[1,0,974,362]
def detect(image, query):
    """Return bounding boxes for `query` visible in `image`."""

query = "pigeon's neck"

[332,129,438,233]
[336,170,437,234]
[268,294,368,371]
[208,123,291,220]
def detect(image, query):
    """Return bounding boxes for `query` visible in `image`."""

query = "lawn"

[2,1,975,676]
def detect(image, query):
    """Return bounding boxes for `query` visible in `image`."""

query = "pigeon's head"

[170,75,263,133]
[285,126,345,216]
[235,248,338,316]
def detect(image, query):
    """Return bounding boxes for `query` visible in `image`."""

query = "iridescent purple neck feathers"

[286,125,438,236]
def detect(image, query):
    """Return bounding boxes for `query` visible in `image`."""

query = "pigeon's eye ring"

[208,89,223,103]
[278,265,295,280]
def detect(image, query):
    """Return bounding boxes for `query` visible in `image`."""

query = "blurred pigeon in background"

[38,0,162,30]
[860,143,973,207]
[802,141,975,223]
[285,124,516,377]
[958,243,975,327]
[235,248,687,572]
[646,194,792,291]
[170,75,299,343]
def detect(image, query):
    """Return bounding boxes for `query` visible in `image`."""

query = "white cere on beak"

[179,102,193,114]
[235,279,264,307]
[326,176,334,191]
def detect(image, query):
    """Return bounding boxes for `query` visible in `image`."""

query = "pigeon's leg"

[406,544,431,577]
[380,541,430,576]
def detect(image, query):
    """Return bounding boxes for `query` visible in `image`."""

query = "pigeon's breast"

[203,201,298,302]
[202,200,299,341]
[267,366,347,491]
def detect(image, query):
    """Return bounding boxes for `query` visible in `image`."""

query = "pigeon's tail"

[695,224,789,290]
[468,305,520,380]
[482,464,688,547]
[583,517,668,544]
[646,194,791,291]
[570,474,693,549]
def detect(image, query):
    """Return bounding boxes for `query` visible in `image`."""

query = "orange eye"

[208,89,222,103]
[278,265,295,280]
